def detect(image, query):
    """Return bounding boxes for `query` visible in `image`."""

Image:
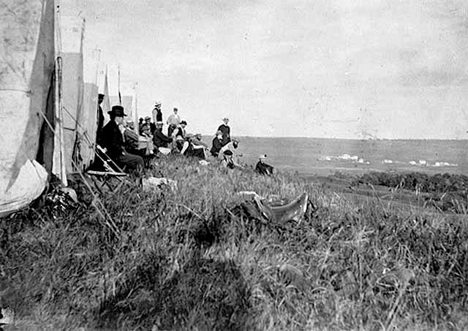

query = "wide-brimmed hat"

[145,116,151,120]
[259,154,267,159]
[108,105,127,117]
[222,117,229,121]
[180,120,187,125]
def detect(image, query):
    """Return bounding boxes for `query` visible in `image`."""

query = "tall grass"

[1,155,467,330]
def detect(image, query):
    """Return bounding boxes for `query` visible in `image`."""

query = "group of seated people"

[95,105,274,176]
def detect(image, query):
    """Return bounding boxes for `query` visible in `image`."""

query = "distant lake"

[204,137,468,177]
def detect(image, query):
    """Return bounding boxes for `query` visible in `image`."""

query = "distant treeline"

[355,171,468,213]
[356,171,468,194]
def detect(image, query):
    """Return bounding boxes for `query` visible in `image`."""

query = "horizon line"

[198,135,468,141]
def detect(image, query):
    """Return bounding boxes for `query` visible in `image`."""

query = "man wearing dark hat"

[100,105,144,173]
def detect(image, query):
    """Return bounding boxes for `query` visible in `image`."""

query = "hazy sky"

[63,0,468,139]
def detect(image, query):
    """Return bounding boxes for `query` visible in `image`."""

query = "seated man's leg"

[117,152,144,174]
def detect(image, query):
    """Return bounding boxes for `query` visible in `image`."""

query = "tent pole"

[118,64,122,105]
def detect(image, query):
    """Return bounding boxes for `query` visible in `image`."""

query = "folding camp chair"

[85,146,130,195]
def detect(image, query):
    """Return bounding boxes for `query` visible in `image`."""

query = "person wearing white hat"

[153,102,163,123]
[167,107,181,137]
[255,154,274,176]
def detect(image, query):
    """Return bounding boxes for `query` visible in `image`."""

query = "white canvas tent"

[0,0,56,217]
[59,16,85,174]
[74,49,100,172]
[0,1,110,217]
[97,63,111,126]
[109,83,139,132]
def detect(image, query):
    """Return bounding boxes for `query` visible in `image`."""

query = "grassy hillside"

[1,155,468,330]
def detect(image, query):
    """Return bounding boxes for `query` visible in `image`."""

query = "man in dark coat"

[96,93,105,145]
[153,122,173,148]
[100,105,144,173]
[210,130,224,157]
[153,102,163,122]
[144,116,157,135]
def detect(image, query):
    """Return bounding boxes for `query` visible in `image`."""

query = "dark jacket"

[255,161,274,176]
[96,105,105,145]
[153,129,172,148]
[150,122,157,135]
[156,110,163,122]
[101,120,125,159]
[217,124,231,146]
[210,137,223,156]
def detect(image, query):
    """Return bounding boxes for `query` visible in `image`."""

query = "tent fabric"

[0,161,48,218]
[110,95,133,117]
[97,64,111,126]
[0,0,56,216]
[77,83,99,171]
[59,16,85,173]
[75,49,100,172]
[61,52,84,172]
